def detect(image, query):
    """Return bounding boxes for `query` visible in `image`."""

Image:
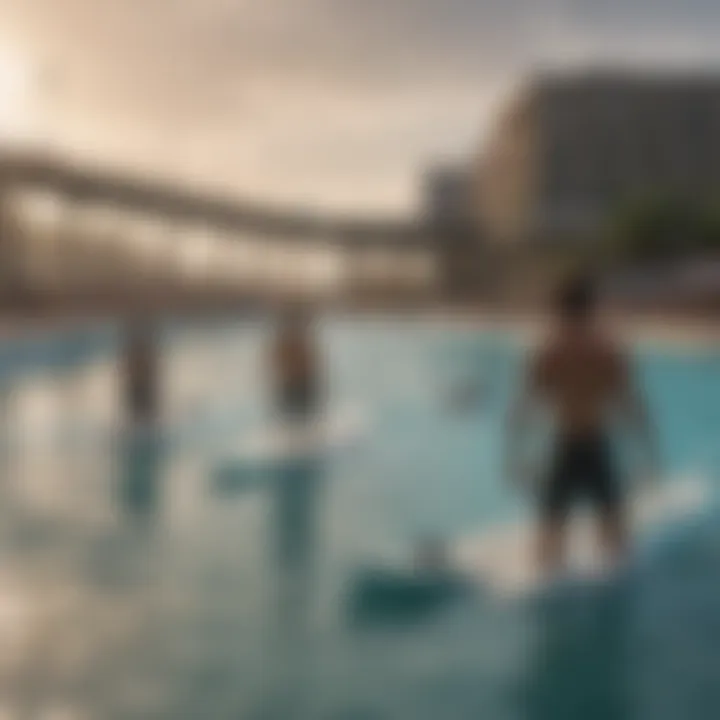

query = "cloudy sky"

[2,0,720,215]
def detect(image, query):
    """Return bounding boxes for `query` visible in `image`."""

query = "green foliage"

[607,194,720,265]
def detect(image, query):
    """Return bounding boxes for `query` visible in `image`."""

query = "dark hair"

[556,273,597,320]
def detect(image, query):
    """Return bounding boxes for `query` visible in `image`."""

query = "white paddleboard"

[452,476,709,599]
[222,407,367,467]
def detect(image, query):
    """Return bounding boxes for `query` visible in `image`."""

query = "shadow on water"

[518,580,634,720]
[347,564,471,630]
[513,500,720,720]
[273,457,324,628]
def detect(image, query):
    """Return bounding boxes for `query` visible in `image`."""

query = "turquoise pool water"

[0,318,719,719]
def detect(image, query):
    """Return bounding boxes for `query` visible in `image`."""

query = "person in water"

[124,318,159,427]
[273,308,322,421]
[509,274,658,574]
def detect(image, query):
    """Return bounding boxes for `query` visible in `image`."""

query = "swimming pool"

[0,318,719,719]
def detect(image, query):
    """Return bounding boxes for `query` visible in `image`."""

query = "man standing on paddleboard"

[508,273,659,574]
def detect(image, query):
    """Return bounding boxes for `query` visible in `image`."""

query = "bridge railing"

[0,150,440,313]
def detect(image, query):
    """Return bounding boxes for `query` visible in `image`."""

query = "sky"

[2,0,720,216]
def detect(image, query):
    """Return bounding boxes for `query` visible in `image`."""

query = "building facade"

[422,165,488,300]
[477,72,720,245]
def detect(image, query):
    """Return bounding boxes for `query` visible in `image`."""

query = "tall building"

[423,166,476,229]
[422,165,488,300]
[477,72,720,245]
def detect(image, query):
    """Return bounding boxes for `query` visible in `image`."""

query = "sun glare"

[0,46,37,144]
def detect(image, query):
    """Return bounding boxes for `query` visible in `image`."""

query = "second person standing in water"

[273,309,322,422]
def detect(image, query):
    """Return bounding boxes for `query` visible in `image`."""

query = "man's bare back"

[532,326,627,437]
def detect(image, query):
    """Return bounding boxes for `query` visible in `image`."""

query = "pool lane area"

[0,318,718,719]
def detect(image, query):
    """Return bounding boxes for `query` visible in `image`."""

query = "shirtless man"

[273,309,321,422]
[509,275,657,573]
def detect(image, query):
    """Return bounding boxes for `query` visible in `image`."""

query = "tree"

[607,194,719,266]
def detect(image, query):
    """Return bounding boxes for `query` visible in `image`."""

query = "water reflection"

[520,582,635,720]
[118,433,167,527]
[273,458,323,613]
[264,456,325,719]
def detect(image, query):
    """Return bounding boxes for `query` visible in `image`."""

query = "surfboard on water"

[451,476,709,599]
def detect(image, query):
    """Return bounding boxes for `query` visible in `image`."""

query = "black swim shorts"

[541,432,622,519]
